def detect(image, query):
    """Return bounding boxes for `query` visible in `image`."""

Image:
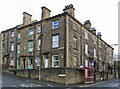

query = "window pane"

[11,43,14,51]
[29,41,33,51]
[52,55,59,67]
[52,35,59,48]
[18,32,20,38]
[38,39,41,50]
[85,44,88,54]
[11,31,14,37]
[29,28,33,35]
[85,59,88,67]
[38,26,41,33]
[53,21,59,29]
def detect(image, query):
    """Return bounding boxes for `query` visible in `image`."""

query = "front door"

[23,59,25,69]
[45,57,48,68]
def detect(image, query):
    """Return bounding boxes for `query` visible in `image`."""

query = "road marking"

[47,84,54,87]
[78,81,106,87]
[12,85,17,87]
[19,84,29,87]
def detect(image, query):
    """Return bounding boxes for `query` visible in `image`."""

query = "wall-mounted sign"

[58,74,66,77]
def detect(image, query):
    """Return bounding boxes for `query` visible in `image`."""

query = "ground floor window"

[85,59,88,67]
[28,58,33,69]
[17,59,20,68]
[10,59,14,66]
[52,55,59,67]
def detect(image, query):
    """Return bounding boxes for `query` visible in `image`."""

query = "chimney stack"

[97,32,102,39]
[63,4,75,17]
[84,20,91,30]
[41,6,51,19]
[91,27,96,35]
[23,12,32,25]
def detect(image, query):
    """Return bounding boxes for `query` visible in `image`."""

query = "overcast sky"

[0,0,118,55]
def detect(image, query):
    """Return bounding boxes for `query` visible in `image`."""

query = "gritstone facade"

[1,4,115,85]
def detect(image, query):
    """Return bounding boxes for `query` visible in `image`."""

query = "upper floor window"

[53,20,59,29]
[72,23,76,31]
[94,37,97,44]
[17,44,20,54]
[28,41,33,52]
[11,31,14,38]
[109,49,112,63]
[52,35,59,48]
[99,63,102,71]
[85,44,88,54]
[73,38,77,50]
[29,28,33,36]
[85,31,88,39]
[2,33,5,40]
[23,46,26,51]
[38,39,41,50]
[38,25,41,33]
[94,48,97,58]
[73,56,77,67]
[52,55,59,67]
[18,32,21,39]
[11,42,14,51]
[99,50,101,59]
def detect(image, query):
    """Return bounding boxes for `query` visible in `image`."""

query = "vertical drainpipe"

[33,23,36,68]
[80,25,82,66]
[7,31,9,65]
[64,14,66,67]
[15,29,18,75]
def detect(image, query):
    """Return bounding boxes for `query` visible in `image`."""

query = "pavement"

[1,73,120,87]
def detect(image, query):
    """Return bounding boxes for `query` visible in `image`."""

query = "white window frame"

[10,59,14,66]
[28,58,33,69]
[94,48,97,58]
[17,44,20,54]
[52,35,59,48]
[73,56,77,67]
[85,59,88,67]
[11,42,14,51]
[85,31,88,39]
[28,41,33,52]
[73,38,77,49]
[73,23,77,31]
[18,32,20,38]
[53,20,59,29]
[11,31,14,38]
[85,44,88,55]
[99,50,101,59]
[38,25,41,33]
[29,28,33,35]
[38,39,41,50]
[52,55,59,67]
[94,37,97,44]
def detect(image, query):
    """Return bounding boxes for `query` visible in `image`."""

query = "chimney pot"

[23,12,32,25]
[41,6,51,19]
[63,4,75,17]
[84,20,92,30]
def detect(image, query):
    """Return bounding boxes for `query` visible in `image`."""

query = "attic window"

[53,20,59,29]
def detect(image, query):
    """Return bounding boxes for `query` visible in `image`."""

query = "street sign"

[35,58,40,63]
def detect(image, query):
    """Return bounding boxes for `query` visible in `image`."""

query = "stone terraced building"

[1,4,115,85]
